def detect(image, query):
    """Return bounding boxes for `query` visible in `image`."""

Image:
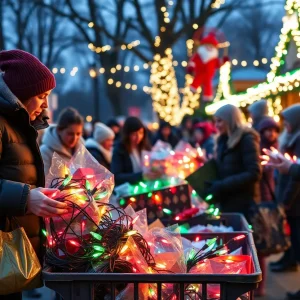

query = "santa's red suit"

[187,34,228,101]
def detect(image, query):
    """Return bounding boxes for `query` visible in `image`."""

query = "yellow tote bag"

[0,225,41,295]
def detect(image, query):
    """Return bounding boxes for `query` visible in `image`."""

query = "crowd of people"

[1,51,300,300]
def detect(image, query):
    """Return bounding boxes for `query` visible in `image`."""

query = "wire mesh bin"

[43,231,261,300]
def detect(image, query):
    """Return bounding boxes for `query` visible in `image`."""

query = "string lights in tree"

[214,61,232,102]
[211,0,226,9]
[52,57,267,78]
[180,39,201,117]
[150,49,181,126]
[88,40,141,54]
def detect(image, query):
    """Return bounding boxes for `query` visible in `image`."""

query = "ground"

[23,256,300,300]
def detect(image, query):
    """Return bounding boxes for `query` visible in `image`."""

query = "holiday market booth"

[40,144,262,300]
[205,0,300,118]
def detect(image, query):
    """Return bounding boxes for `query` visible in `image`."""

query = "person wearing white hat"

[85,122,115,170]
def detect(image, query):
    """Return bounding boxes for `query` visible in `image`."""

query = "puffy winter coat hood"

[41,125,73,159]
[40,125,82,174]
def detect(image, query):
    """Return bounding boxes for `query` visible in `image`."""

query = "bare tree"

[37,0,283,122]
[37,0,144,118]
[223,4,284,69]
[3,0,78,69]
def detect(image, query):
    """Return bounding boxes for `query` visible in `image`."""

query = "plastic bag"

[142,141,172,175]
[44,144,114,255]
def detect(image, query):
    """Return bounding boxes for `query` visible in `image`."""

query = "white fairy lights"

[88,40,140,54]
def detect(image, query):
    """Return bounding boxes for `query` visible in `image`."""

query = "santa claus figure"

[187,33,228,101]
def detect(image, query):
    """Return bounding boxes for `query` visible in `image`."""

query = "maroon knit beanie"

[0,49,56,102]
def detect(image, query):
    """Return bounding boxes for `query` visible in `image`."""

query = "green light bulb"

[163,208,172,215]
[94,190,108,200]
[90,232,102,241]
[92,252,103,258]
[85,180,91,191]
[42,229,47,237]
[93,245,105,252]
[154,181,159,189]
[205,194,213,201]
[133,186,139,194]
[207,237,217,247]
[213,208,220,216]
[188,249,196,260]
[147,192,152,197]
[139,182,147,188]
[61,175,72,187]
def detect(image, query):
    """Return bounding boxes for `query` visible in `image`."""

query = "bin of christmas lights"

[117,177,192,223]
[42,147,261,300]
[43,228,261,300]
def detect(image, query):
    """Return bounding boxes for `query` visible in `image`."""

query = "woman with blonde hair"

[207,104,262,214]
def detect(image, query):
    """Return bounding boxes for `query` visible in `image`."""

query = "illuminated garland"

[88,40,140,54]
[206,64,300,115]
[52,58,267,77]
[206,0,300,116]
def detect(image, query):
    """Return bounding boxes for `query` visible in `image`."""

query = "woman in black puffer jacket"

[206,104,262,217]
[0,50,68,299]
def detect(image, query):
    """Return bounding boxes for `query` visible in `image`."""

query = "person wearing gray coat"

[40,108,84,175]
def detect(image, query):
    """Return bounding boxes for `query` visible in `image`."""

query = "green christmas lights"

[85,180,91,191]
[93,245,105,252]
[90,232,102,241]
[163,208,172,215]
[205,194,213,201]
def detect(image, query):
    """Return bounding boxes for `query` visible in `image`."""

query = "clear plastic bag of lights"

[44,144,114,258]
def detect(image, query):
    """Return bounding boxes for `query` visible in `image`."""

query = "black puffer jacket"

[208,130,261,217]
[0,74,47,258]
[111,142,143,186]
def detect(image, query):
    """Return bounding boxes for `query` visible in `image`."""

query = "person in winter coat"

[252,117,280,296]
[265,106,300,299]
[85,123,115,170]
[111,117,160,186]
[270,104,300,279]
[248,99,269,131]
[40,107,84,175]
[193,121,217,159]
[153,121,179,149]
[206,104,261,217]
[0,50,69,299]
[258,117,280,201]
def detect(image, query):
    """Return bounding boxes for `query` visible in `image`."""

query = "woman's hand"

[27,188,68,217]
[263,149,293,174]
